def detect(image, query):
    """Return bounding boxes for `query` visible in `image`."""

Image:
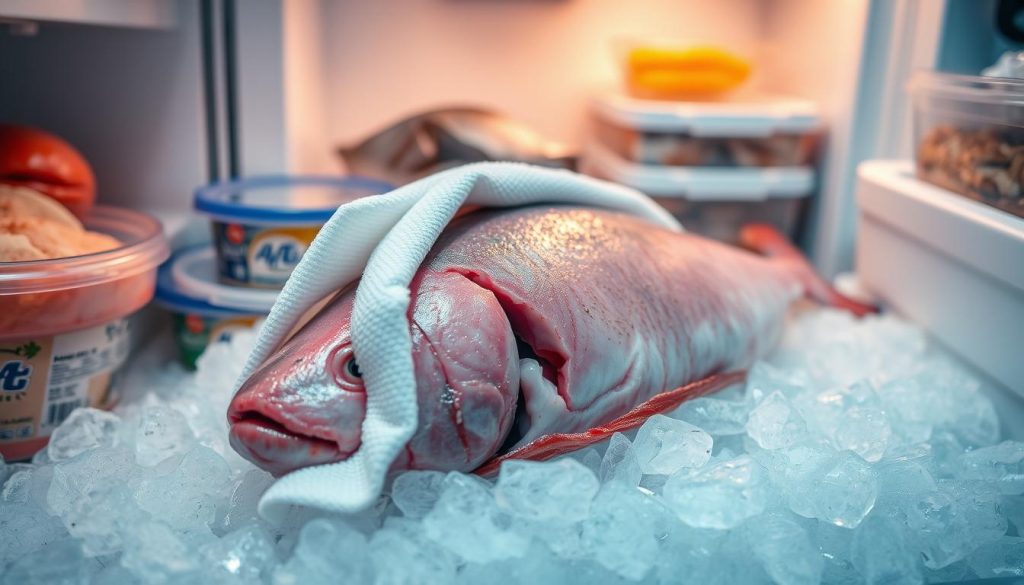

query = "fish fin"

[473,370,746,478]
[738,223,878,317]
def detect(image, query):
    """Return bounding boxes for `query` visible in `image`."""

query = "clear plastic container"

[910,71,1024,219]
[155,246,277,369]
[582,144,813,243]
[591,92,820,168]
[0,206,168,460]
[194,175,392,289]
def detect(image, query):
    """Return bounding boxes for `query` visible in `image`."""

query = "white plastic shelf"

[855,160,1024,397]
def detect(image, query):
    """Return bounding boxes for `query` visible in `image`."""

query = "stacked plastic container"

[155,176,392,368]
[582,92,821,242]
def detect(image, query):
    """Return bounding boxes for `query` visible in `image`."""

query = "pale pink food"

[229,206,861,476]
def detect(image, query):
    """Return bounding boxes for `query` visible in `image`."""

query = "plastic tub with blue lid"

[155,246,278,368]
[194,175,393,288]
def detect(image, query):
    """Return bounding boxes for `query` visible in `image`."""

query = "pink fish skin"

[228,206,815,476]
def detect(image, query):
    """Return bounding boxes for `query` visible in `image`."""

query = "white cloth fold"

[236,162,680,523]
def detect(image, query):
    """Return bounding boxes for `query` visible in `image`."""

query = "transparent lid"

[593,91,820,137]
[908,71,1024,107]
[194,175,393,224]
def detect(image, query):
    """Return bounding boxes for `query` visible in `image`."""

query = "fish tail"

[738,223,878,317]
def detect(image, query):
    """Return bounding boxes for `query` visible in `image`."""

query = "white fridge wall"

[0,0,206,215]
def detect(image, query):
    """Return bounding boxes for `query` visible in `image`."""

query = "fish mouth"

[228,401,355,476]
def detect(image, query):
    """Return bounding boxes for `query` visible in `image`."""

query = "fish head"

[228,271,520,476]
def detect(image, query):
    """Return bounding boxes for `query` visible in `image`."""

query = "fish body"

[228,206,809,476]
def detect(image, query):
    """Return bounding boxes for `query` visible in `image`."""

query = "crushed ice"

[2,308,1024,583]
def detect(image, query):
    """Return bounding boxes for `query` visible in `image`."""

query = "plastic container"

[909,71,1024,219]
[194,175,392,289]
[155,246,277,369]
[591,92,820,168]
[582,144,814,243]
[0,206,168,460]
[855,160,1024,396]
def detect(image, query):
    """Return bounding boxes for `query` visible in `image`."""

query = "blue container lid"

[194,175,394,224]
[155,246,279,317]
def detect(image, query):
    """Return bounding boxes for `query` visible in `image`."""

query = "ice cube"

[905,481,1007,569]
[120,521,199,580]
[0,499,69,567]
[135,445,232,533]
[787,450,877,529]
[65,484,147,556]
[599,432,642,487]
[745,361,809,403]
[217,469,274,534]
[0,538,97,584]
[746,391,807,450]
[850,515,923,585]
[966,536,1024,578]
[672,396,749,436]
[575,447,602,476]
[273,518,374,585]
[580,482,661,581]
[46,408,121,462]
[1001,495,1024,532]
[134,405,197,466]
[423,472,528,563]
[662,454,769,529]
[745,512,824,585]
[633,414,713,475]
[369,525,457,584]
[949,389,1000,448]
[876,377,934,446]
[496,458,599,523]
[873,458,937,512]
[834,406,891,463]
[199,523,278,582]
[390,470,447,519]
[47,448,138,518]
[957,441,1024,495]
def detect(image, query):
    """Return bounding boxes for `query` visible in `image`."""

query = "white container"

[591,91,821,168]
[855,159,1024,397]
[582,143,814,242]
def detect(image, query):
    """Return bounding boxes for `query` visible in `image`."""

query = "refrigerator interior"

[1,0,888,270]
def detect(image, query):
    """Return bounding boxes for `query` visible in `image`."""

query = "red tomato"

[0,124,96,217]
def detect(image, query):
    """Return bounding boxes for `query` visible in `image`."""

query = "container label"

[212,222,319,288]
[0,319,130,458]
[172,313,258,369]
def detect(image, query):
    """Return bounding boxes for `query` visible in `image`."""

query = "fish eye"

[329,344,364,391]
[346,358,362,378]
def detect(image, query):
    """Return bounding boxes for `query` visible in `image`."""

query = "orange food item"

[627,46,752,100]
[0,186,119,261]
[0,123,97,217]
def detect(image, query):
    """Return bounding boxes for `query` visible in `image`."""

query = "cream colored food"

[0,186,120,261]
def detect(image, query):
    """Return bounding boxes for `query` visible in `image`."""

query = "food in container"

[582,144,814,243]
[155,246,277,369]
[910,72,1024,219]
[622,43,752,100]
[0,200,167,460]
[194,176,392,289]
[0,124,96,217]
[0,186,119,260]
[592,92,820,168]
